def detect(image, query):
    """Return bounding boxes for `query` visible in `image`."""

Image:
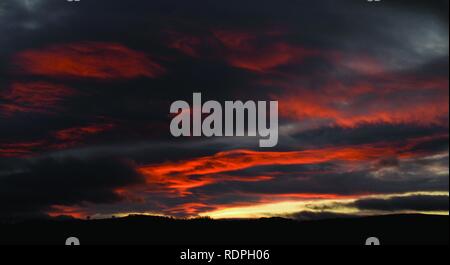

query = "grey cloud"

[290,124,448,149]
[285,211,356,221]
[0,157,145,219]
[353,195,449,212]
[191,155,449,197]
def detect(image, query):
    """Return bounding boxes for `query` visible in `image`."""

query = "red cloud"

[213,30,256,50]
[213,30,324,72]
[0,123,116,157]
[54,123,115,141]
[51,123,116,149]
[225,42,322,72]
[166,31,204,58]
[138,139,431,196]
[0,82,75,116]
[14,42,166,80]
[0,141,45,158]
[44,135,444,217]
[271,75,449,127]
[168,202,212,216]
[167,29,329,72]
[47,205,88,219]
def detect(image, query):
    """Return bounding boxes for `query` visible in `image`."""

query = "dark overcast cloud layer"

[0,157,144,218]
[0,0,448,219]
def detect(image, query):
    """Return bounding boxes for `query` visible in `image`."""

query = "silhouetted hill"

[0,214,447,245]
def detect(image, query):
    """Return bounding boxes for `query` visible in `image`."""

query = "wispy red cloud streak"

[0,141,45,158]
[0,123,116,157]
[166,31,203,58]
[0,82,75,116]
[213,30,325,72]
[14,42,166,80]
[51,123,116,149]
[167,29,331,72]
[47,205,88,219]
[54,123,115,141]
[271,76,449,127]
[138,136,440,196]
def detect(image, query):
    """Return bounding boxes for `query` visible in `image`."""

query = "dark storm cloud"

[353,195,449,212]
[0,0,73,54]
[284,194,449,221]
[0,157,145,218]
[290,124,448,148]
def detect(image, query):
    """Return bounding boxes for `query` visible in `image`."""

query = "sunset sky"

[0,0,448,220]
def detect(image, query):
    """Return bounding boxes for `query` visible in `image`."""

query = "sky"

[0,0,448,220]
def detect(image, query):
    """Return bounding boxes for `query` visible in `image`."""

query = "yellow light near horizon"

[200,199,357,219]
[97,191,449,220]
[199,191,450,219]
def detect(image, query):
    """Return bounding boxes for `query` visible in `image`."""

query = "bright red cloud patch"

[47,205,88,219]
[14,42,166,80]
[270,75,449,127]
[138,140,428,196]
